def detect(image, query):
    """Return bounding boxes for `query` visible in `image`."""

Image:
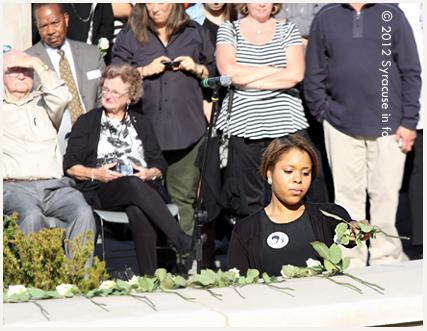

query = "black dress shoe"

[177,232,192,255]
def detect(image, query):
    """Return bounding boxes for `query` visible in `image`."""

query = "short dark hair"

[260,135,319,183]
[33,3,66,23]
[98,63,143,104]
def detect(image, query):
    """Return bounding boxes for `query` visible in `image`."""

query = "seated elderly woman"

[63,62,192,276]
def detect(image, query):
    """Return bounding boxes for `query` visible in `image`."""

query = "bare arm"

[216,43,304,89]
[111,3,132,19]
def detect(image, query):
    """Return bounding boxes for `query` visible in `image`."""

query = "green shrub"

[3,212,109,293]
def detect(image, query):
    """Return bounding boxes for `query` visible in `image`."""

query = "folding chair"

[93,204,182,268]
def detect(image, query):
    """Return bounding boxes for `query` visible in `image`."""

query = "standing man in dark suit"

[26,3,106,151]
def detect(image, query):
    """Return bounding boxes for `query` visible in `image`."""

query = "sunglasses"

[5,67,35,78]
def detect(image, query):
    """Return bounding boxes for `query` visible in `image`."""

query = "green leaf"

[281,265,294,278]
[154,268,167,281]
[116,279,131,292]
[138,277,155,292]
[194,274,212,286]
[222,271,237,282]
[246,269,260,282]
[83,289,97,298]
[324,259,337,272]
[9,292,30,302]
[340,236,350,245]
[201,269,217,284]
[174,275,187,287]
[335,222,349,239]
[262,272,271,284]
[357,222,373,233]
[99,290,111,297]
[44,290,61,298]
[310,241,332,261]
[342,257,351,270]
[320,210,345,222]
[160,278,175,290]
[28,287,45,299]
[237,277,246,285]
[65,291,74,298]
[329,244,342,264]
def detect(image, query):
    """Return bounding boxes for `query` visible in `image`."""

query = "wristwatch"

[36,64,49,75]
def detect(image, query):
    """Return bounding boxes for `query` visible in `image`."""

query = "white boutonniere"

[97,38,109,57]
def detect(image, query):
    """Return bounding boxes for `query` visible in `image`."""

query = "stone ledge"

[3,260,423,327]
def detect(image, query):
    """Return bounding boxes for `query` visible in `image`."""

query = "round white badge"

[267,232,289,249]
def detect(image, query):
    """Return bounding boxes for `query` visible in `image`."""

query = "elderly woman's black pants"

[96,176,183,276]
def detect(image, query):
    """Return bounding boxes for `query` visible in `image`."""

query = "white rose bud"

[228,268,240,278]
[306,258,322,268]
[126,275,139,286]
[7,285,28,297]
[99,280,117,290]
[98,38,109,50]
[56,284,74,296]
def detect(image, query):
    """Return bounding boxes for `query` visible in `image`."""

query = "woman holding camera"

[111,3,216,240]
[63,63,192,276]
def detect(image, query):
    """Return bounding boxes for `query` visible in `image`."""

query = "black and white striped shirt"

[216,19,309,139]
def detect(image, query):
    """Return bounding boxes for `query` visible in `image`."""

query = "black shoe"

[177,232,192,255]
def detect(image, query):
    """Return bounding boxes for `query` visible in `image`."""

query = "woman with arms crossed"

[216,3,328,219]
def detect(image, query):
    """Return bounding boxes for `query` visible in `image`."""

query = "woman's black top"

[111,21,216,151]
[261,209,317,276]
[227,202,355,276]
[63,107,168,209]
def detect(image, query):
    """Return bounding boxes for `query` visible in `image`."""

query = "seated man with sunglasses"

[3,50,97,268]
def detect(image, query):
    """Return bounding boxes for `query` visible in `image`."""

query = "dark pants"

[406,130,423,246]
[96,176,184,276]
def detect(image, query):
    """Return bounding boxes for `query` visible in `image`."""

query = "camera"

[115,162,133,176]
[161,60,181,70]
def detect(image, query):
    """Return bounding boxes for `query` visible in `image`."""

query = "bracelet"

[197,65,204,78]
[149,168,157,181]
[91,168,95,181]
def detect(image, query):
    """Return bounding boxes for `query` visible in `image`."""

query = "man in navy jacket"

[304,3,421,268]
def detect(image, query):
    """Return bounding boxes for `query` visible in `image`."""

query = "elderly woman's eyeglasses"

[102,87,129,98]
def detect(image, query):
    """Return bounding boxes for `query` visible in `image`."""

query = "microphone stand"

[187,87,221,274]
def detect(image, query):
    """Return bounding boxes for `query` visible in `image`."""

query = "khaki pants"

[323,120,409,268]
[164,136,205,236]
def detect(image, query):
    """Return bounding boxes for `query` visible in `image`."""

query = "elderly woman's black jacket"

[63,107,168,209]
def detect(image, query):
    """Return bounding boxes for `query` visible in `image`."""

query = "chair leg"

[100,217,106,262]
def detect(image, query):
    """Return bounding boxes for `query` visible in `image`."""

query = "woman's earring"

[126,101,130,112]
[267,178,272,185]
[242,5,248,15]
